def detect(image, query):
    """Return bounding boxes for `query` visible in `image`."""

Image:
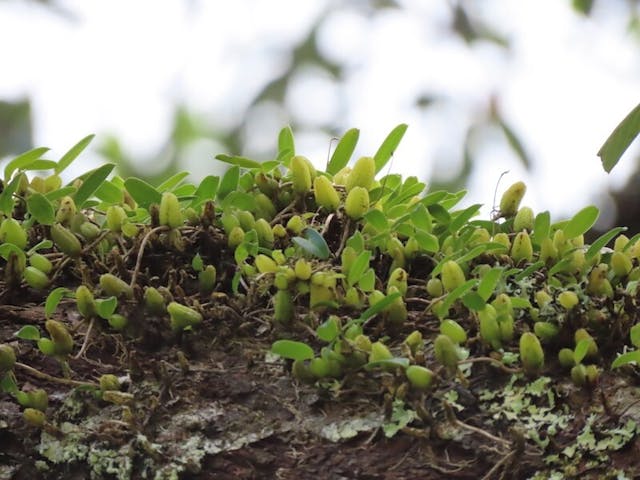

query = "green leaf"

[215,154,261,169]
[414,230,439,253]
[563,206,599,239]
[45,287,72,318]
[73,163,115,208]
[531,211,551,246]
[327,128,359,175]
[278,126,295,165]
[96,297,118,320]
[346,231,365,252]
[358,292,402,322]
[436,279,478,318]
[271,339,314,361]
[27,239,53,255]
[26,193,55,225]
[316,317,340,343]
[192,253,204,272]
[373,123,408,174]
[428,204,450,225]
[449,204,482,233]
[364,210,388,231]
[0,244,26,266]
[358,268,376,292]
[513,261,545,281]
[15,325,40,341]
[586,227,627,261]
[94,180,124,204]
[4,147,49,182]
[598,103,640,173]
[348,251,371,287]
[0,372,19,395]
[510,297,531,309]
[631,324,640,348]
[574,339,591,364]
[548,256,575,277]
[217,166,240,200]
[26,160,57,171]
[157,171,190,192]
[190,175,219,207]
[221,191,256,211]
[0,174,22,215]
[410,204,433,232]
[612,350,640,369]
[462,292,486,311]
[420,190,448,206]
[124,177,162,209]
[477,267,503,301]
[292,228,330,260]
[45,186,77,202]
[56,134,95,174]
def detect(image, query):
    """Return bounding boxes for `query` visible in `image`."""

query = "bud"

[440,261,466,293]
[513,206,534,232]
[519,332,544,376]
[144,287,165,314]
[290,155,312,194]
[55,196,77,225]
[426,278,444,297]
[345,156,375,192]
[440,319,467,345]
[369,341,393,362]
[227,226,245,248]
[99,273,133,299]
[499,181,526,218]
[344,186,369,220]
[558,348,576,368]
[255,254,278,274]
[159,192,183,229]
[167,302,203,331]
[51,223,82,257]
[274,289,294,324]
[313,175,341,211]
[0,344,16,372]
[108,314,128,330]
[255,218,274,248]
[23,408,46,428]
[540,237,558,264]
[510,231,533,263]
[0,218,28,249]
[492,232,511,250]
[384,286,407,327]
[23,266,49,290]
[106,205,128,232]
[294,259,312,280]
[254,193,277,221]
[434,334,460,370]
[574,328,598,358]
[76,285,97,318]
[198,265,217,293]
[404,330,423,353]
[29,253,53,274]
[478,305,501,350]
[405,365,435,391]
[611,251,633,278]
[387,268,408,297]
[286,215,305,235]
[99,374,120,392]
[45,319,74,356]
[558,291,579,310]
[571,364,587,386]
[533,321,559,342]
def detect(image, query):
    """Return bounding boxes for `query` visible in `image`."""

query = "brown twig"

[129,225,168,288]
[457,356,522,375]
[74,317,95,359]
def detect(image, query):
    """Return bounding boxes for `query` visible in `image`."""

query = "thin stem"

[15,362,97,388]
[129,226,168,288]
[457,356,522,374]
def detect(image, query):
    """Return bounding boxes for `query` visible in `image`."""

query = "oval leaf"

[327,128,359,175]
[45,287,72,318]
[271,340,314,361]
[56,134,95,174]
[612,350,640,369]
[4,147,49,182]
[316,318,340,343]
[124,177,162,209]
[563,206,599,239]
[73,163,115,208]
[26,193,55,225]
[374,124,408,173]
[598,102,640,173]
[15,325,41,341]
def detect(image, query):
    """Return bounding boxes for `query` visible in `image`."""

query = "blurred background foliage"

[1,0,639,232]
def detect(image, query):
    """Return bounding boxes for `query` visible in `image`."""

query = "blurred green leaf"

[56,134,95,174]
[414,230,439,253]
[45,287,71,318]
[278,126,295,162]
[124,177,162,209]
[462,292,486,311]
[631,324,640,348]
[348,251,371,287]
[358,291,402,322]
[157,171,189,192]
[15,325,40,341]
[374,124,408,174]
[26,193,55,225]
[563,206,599,239]
[364,209,389,231]
[586,227,627,261]
[73,163,115,208]
[45,186,77,202]
[292,228,330,260]
[327,128,359,175]
[96,297,118,320]
[449,204,482,233]
[531,211,551,246]
[221,191,256,211]
[217,165,240,200]
[190,175,219,207]
[316,317,340,342]
[436,279,478,318]
[27,160,57,171]
[4,147,49,182]
[612,350,640,369]
[215,154,261,169]
[598,103,640,173]
[478,267,503,301]
[94,180,124,204]
[365,357,410,371]
[271,339,314,361]
[358,268,376,292]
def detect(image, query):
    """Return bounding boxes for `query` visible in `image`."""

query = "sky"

[0,0,638,227]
